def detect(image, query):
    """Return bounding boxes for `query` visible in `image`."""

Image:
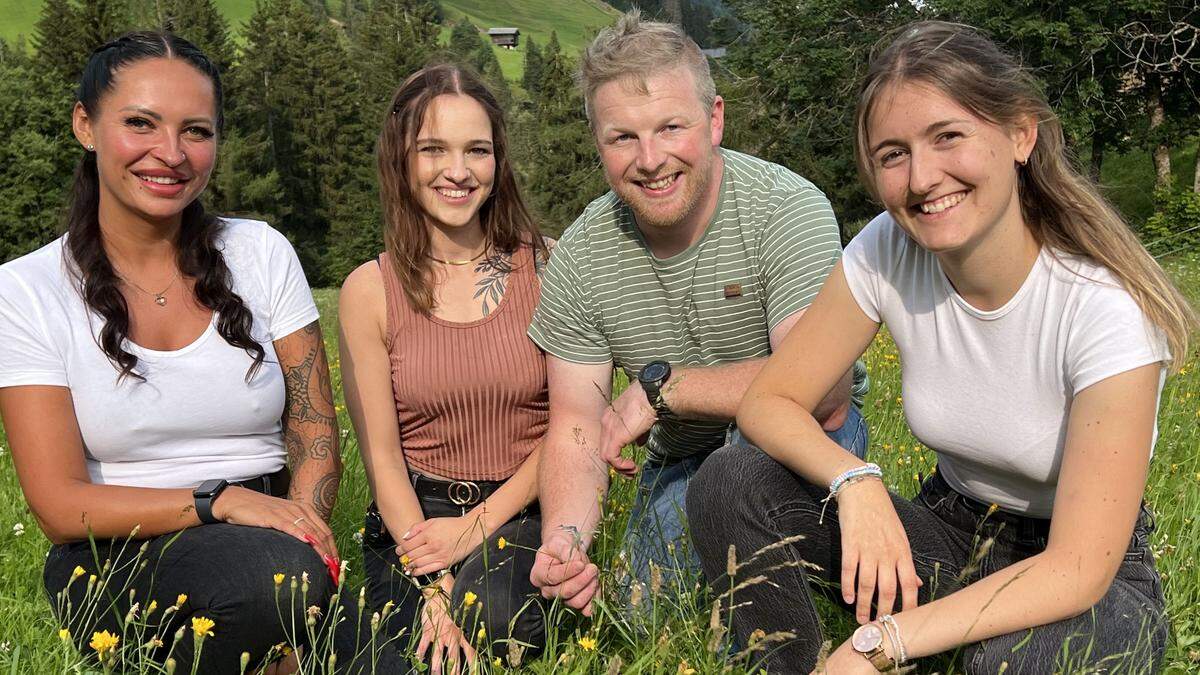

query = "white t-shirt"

[843,213,1168,517]
[0,218,319,489]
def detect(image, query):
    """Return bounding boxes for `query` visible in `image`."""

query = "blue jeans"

[619,405,869,607]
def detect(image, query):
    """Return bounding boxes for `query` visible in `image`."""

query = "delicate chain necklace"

[427,243,488,266]
[116,268,180,307]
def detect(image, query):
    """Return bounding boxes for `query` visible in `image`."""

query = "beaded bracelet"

[829,462,883,495]
[818,463,883,524]
[880,614,908,664]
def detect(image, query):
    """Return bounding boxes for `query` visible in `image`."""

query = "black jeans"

[687,445,1168,674]
[361,490,547,665]
[44,524,334,673]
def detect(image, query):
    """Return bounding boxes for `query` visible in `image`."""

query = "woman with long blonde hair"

[688,21,1195,673]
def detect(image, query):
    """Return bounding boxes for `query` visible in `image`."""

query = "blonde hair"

[578,10,716,124]
[855,21,1196,371]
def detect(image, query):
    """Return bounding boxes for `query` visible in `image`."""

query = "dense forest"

[1,0,1196,285]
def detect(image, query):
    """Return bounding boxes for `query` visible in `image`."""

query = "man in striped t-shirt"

[527,11,869,612]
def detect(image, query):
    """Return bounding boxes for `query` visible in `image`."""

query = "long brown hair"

[855,21,1196,371]
[377,63,545,314]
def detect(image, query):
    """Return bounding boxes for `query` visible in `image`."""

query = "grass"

[0,253,1198,672]
[440,0,617,81]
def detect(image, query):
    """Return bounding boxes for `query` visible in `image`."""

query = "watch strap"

[864,646,894,671]
[193,479,228,525]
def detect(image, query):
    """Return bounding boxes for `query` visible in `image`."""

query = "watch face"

[640,361,670,384]
[195,479,226,498]
[852,624,884,652]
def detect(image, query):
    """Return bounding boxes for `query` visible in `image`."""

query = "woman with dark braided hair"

[0,32,340,672]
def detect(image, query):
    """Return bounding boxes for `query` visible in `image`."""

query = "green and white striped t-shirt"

[529,149,846,462]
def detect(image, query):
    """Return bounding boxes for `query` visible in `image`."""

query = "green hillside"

[0,0,617,79]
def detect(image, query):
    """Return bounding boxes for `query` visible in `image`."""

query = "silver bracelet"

[880,614,907,664]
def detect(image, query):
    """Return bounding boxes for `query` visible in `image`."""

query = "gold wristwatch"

[851,623,895,671]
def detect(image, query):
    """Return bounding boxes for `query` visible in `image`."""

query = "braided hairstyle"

[67,31,264,382]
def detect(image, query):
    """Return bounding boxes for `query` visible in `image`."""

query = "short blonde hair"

[579,10,716,124]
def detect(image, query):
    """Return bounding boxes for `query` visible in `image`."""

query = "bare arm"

[0,385,204,543]
[338,262,426,540]
[538,356,614,548]
[661,308,852,426]
[599,307,854,478]
[275,320,341,521]
[0,381,338,559]
[738,263,879,486]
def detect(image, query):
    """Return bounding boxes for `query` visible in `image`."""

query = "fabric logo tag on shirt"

[723,284,742,299]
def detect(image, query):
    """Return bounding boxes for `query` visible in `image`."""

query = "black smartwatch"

[638,360,673,416]
[193,479,229,525]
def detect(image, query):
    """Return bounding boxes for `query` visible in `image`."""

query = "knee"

[686,444,785,541]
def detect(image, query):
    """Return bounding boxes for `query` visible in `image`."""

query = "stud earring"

[86,144,94,152]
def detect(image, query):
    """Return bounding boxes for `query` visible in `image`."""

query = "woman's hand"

[399,515,485,575]
[836,479,922,623]
[212,486,339,562]
[814,638,887,675]
[418,590,477,675]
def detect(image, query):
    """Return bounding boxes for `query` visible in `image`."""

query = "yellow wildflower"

[400,554,411,566]
[274,573,285,586]
[58,628,70,641]
[477,626,487,641]
[494,657,502,667]
[497,537,507,550]
[463,591,478,607]
[146,600,157,615]
[986,503,999,517]
[578,636,597,651]
[191,616,215,638]
[175,593,188,608]
[70,565,85,580]
[89,630,120,657]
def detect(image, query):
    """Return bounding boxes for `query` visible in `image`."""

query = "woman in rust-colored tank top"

[338,64,553,670]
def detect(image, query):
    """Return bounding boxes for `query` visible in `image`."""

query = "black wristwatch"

[193,479,229,525]
[638,360,673,416]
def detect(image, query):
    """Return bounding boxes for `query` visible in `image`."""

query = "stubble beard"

[620,157,713,231]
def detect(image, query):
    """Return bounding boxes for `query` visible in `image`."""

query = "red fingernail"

[304,534,319,547]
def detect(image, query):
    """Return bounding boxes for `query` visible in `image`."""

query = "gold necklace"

[116,268,180,307]
[427,244,488,266]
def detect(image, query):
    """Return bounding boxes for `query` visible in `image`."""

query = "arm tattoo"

[277,320,341,520]
[313,474,340,516]
[474,251,513,316]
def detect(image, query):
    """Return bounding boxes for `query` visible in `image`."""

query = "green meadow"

[0,258,1198,671]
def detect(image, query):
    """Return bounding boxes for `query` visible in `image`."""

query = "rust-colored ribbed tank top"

[379,245,549,481]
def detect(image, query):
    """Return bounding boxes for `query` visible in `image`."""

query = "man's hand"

[599,384,656,477]
[399,516,483,576]
[529,531,601,616]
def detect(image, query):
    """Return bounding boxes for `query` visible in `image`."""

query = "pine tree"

[448,17,481,61]
[522,37,544,97]
[77,0,132,51]
[513,32,606,235]
[0,43,78,263]
[33,0,89,83]
[158,0,234,74]
[349,0,443,112]
[226,0,371,284]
